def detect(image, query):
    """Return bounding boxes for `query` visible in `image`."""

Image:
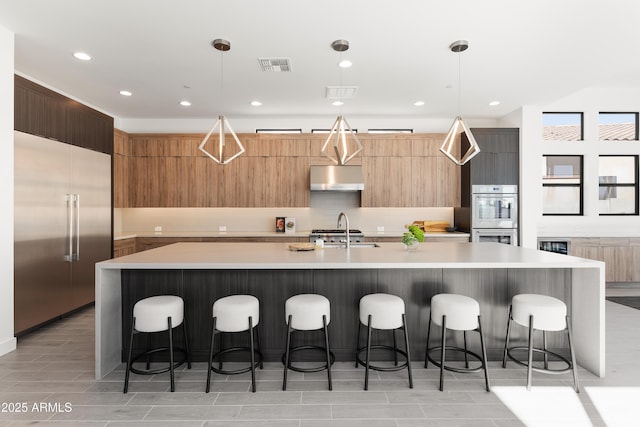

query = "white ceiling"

[1,0,640,123]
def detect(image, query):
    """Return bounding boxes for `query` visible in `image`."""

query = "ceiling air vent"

[325,86,358,99]
[258,58,291,72]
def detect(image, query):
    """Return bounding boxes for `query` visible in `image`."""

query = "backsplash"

[115,192,453,234]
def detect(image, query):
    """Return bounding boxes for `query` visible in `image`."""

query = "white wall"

[520,87,640,246]
[0,25,16,356]
[117,116,498,134]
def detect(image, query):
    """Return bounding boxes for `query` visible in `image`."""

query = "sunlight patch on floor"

[585,387,640,427]
[492,386,592,426]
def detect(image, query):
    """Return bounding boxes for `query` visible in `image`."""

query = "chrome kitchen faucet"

[337,212,350,249]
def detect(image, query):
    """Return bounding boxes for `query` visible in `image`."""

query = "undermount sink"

[322,243,380,248]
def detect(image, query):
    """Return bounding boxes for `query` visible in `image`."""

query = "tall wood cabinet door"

[362,157,412,207]
[223,157,267,207]
[278,156,309,207]
[411,157,437,206]
[113,153,129,207]
[437,157,460,207]
[603,246,631,282]
[191,156,223,207]
[631,243,640,281]
[128,157,151,207]
[162,157,192,207]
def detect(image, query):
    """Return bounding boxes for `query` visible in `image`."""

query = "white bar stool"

[502,293,579,392]
[356,293,413,390]
[124,295,191,393]
[283,294,334,390]
[424,293,490,391]
[207,295,263,393]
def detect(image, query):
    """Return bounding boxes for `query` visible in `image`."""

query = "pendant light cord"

[220,50,224,108]
[457,51,462,118]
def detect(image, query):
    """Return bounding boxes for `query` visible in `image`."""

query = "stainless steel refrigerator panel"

[14,132,73,333]
[70,145,112,308]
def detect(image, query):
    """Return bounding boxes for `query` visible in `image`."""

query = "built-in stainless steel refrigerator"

[14,131,111,335]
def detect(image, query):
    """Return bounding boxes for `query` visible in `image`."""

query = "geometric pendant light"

[199,39,245,165]
[439,40,480,166]
[321,39,363,165]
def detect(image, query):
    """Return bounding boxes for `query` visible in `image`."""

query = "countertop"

[113,230,470,240]
[99,241,602,270]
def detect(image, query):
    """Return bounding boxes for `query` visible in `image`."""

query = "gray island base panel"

[95,242,605,380]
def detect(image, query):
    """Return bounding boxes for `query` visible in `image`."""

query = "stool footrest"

[356,344,410,372]
[426,346,486,374]
[282,345,335,373]
[506,346,573,375]
[210,346,263,375]
[129,347,189,375]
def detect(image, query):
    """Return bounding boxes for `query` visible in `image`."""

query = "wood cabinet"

[114,131,459,208]
[570,237,640,282]
[113,238,136,258]
[460,128,519,207]
[14,75,114,155]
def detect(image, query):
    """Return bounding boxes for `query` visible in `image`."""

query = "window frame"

[598,155,639,216]
[542,154,584,216]
[542,112,584,141]
[598,112,639,141]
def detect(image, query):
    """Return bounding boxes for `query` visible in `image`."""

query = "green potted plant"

[402,225,424,251]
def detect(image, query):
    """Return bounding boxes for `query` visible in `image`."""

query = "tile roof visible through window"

[543,123,637,141]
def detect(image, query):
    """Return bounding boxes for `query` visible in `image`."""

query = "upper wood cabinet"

[114,131,460,208]
[14,75,114,155]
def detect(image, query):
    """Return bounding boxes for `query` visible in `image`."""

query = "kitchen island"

[95,242,604,379]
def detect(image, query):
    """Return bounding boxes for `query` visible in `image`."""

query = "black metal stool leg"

[463,330,469,368]
[218,331,224,371]
[478,315,491,392]
[402,313,413,389]
[502,305,512,368]
[206,317,216,393]
[566,315,580,393]
[282,314,292,391]
[526,314,534,391]
[364,314,372,390]
[543,330,549,370]
[424,311,432,368]
[124,317,136,394]
[255,326,263,369]
[182,315,191,369]
[145,333,152,370]
[355,319,361,368]
[249,316,256,393]
[323,315,332,390]
[393,329,398,366]
[168,317,175,392]
[439,315,447,391]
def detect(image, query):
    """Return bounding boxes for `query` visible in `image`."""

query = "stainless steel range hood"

[310,165,364,191]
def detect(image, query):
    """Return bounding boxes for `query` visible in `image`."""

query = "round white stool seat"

[134,295,184,333]
[512,294,567,331]
[359,293,405,330]
[212,295,260,332]
[431,294,480,331]
[286,294,330,330]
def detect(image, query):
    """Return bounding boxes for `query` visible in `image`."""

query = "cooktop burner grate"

[311,229,362,234]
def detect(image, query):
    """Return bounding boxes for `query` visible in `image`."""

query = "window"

[542,112,583,141]
[542,155,583,215]
[598,155,638,215]
[599,112,638,141]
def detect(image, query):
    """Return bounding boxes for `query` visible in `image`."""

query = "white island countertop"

[99,241,601,270]
[96,242,604,379]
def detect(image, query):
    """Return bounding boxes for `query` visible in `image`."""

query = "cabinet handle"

[74,194,80,261]
[65,194,73,262]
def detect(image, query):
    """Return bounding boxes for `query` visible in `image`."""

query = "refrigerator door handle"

[74,194,80,261]
[65,194,73,262]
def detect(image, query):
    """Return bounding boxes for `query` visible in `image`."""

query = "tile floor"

[0,296,639,426]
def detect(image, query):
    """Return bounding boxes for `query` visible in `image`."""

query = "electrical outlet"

[154,226,162,232]
[219,225,227,232]
[377,226,385,232]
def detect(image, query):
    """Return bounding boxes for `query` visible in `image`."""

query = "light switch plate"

[219,225,227,232]
[377,226,384,232]
[154,226,162,232]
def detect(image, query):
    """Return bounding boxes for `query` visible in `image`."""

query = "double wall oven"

[471,185,518,245]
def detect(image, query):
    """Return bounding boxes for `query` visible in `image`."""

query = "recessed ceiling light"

[489,101,500,106]
[250,101,262,107]
[73,52,91,61]
[414,101,425,106]
[119,90,132,97]
[338,59,352,68]
[180,100,191,106]
[332,100,344,106]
